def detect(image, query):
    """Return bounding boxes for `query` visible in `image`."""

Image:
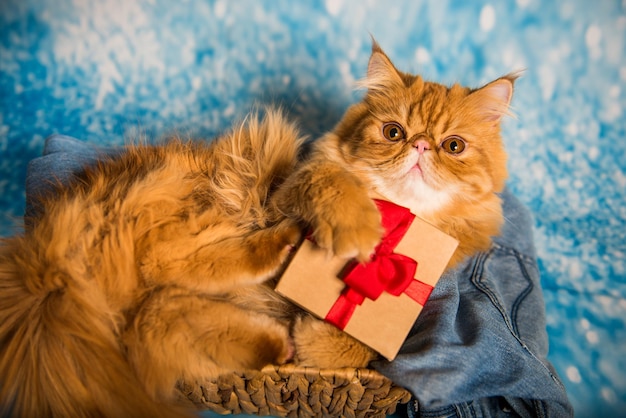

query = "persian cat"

[274,42,516,367]
[0,41,515,417]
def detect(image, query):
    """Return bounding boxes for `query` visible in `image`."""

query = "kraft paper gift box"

[275,199,459,361]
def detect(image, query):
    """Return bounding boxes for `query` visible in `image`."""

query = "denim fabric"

[24,135,121,224]
[25,135,573,418]
[373,188,573,417]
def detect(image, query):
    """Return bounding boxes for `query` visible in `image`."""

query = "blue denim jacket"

[26,135,573,418]
[373,188,573,417]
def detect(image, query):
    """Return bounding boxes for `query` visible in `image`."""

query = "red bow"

[325,200,434,330]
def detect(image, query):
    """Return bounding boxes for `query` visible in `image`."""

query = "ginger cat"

[0,41,515,417]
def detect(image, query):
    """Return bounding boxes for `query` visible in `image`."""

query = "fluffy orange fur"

[0,42,516,416]
[273,42,515,366]
[0,109,304,417]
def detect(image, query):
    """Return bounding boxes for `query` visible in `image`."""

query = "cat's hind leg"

[124,286,292,401]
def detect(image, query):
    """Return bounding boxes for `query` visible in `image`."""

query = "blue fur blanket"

[1,1,624,416]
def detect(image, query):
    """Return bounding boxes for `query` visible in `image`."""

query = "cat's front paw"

[313,195,382,262]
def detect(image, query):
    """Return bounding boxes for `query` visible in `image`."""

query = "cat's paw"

[273,218,303,262]
[292,315,377,369]
[248,218,303,281]
[255,331,294,367]
[234,321,294,370]
[277,337,295,365]
[313,195,382,262]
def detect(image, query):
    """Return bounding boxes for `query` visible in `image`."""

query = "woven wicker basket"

[177,364,411,417]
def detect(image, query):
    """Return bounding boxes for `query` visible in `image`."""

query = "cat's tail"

[0,237,192,418]
[211,107,307,222]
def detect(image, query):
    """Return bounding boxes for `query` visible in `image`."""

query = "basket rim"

[179,363,413,416]
[258,363,394,383]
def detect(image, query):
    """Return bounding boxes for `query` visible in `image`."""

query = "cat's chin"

[375,175,455,218]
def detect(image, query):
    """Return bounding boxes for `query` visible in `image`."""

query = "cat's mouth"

[404,163,428,189]
[410,162,424,178]
[404,154,428,184]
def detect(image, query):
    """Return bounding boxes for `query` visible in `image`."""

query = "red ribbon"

[324,200,434,330]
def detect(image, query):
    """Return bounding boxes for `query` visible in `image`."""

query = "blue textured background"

[1,1,624,416]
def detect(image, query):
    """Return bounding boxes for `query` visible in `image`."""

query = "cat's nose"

[413,139,431,154]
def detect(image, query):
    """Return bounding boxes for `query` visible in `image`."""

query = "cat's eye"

[441,136,466,154]
[381,122,406,142]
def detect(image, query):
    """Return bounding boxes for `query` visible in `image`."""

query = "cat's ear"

[467,73,519,123]
[358,40,405,91]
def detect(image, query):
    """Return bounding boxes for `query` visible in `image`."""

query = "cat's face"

[333,45,514,217]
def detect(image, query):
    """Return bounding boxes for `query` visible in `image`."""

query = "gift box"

[275,199,459,361]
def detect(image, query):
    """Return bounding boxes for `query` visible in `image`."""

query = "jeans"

[25,135,573,418]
